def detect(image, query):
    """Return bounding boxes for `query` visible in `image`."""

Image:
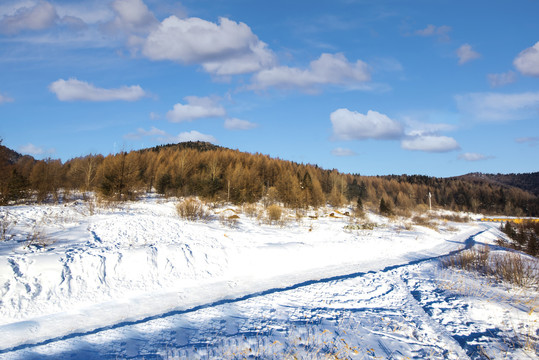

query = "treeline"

[500,221,539,257]
[1,141,538,216]
[458,172,539,197]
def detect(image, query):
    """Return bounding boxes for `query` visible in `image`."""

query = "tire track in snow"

[0,226,486,354]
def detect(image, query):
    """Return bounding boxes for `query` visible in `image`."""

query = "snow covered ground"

[0,196,537,359]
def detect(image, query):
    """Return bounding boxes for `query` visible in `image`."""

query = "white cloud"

[401,135,460,153]
[457,44,480,65]
[330,108,403,141]
[331,147,357,157]
[49,78,146,102]
[141,16,275,75]
[252,53,370,91]
[515,137,538,146]
[414,24,451,41]
[455,91,539,121]
[0,0,57,35]
[18,143,55,156]
[458,152,491,161]
[124,126,166,140]
[0,93,14,103]
[168,130,217,143]
[487,71,517,88]
[106,0,157,35]
[166,96,226,123]
[224,118,258,130]
[403,118,456,135]
[513,41,539,77]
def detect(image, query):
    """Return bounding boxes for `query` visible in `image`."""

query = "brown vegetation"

[1,141,538,217]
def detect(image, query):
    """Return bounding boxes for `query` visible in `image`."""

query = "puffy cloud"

[487,71,517,88]
[458,152,491,161]
[330,108,403,141]
[0,93,14,103]
[107,0,157,34]
[124,126,166,140]
[457,44,480,65]
[0,0,58,35]
[18,143,55,156]
[169,130,217,143]
[331,148,357,157]
[252,53,370,91]
[401,135,460,153]
[49,78,146,102]
[166,96,226,123]
[513,41,539,77]
[142,16,275,75]
[224,118,258,130]
[414,24,451,41]
[455,91,539,121]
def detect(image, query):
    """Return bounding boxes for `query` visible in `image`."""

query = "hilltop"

[0,141,538,216]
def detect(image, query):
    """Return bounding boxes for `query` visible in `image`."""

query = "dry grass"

[442,246,539,288]
[219,213,240,228]
[411,215,438,231]
[438,213,471,223]
[176,197,212,222]
[0,209,16,241]
[266,204,283,225]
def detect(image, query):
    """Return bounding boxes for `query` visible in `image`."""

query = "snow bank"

[0,198,482,350]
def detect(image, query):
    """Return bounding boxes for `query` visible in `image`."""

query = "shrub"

[0,209,16,241]
[412,215,438,230]
[176,197,211,222]
[266,204,282,225]
[442,246,539,288]
[219,213,239,228]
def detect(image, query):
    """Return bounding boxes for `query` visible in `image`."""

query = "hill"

[0,141,538,216]
[457,172,539,197]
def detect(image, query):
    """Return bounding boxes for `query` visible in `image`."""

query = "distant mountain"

[457,172,539,196]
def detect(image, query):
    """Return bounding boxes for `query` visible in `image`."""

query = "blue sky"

[0,0,538,177]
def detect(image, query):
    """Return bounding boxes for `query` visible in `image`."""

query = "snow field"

[0,197,537,359]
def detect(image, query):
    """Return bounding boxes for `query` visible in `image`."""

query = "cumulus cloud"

[331,148,357,157]
[330,108,403,141]
[458,152,491,161]
[18,143,54,156]
[457,44,480,65]
[141,16,275,75]
[124,126,166,140]
[49,78,146,102]
[168,130,217,143]
[166,96,226,123]
[513,41,539,77]
[487,71,517,88]
[455,91,539,121]
[0,0,58,35]
[224,118,258,130]
[0,93,14,103]
[401,135,459,153]
[252,53,370,91]
[414,24,451,41]
[105,0,158,35]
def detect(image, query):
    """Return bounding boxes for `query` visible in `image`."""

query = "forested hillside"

[1,141,538,216]
[458,172,539,197]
